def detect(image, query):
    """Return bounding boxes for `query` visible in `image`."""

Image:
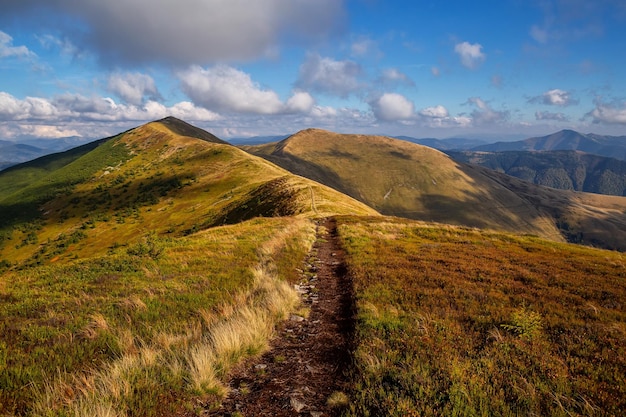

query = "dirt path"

[212,217,354,416]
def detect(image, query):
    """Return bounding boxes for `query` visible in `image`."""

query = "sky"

[0,0,625,142]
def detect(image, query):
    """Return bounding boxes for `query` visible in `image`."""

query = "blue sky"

[0,0,625,141]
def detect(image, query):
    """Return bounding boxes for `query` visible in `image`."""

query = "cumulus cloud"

[0,30,34,59]
[587,101,626,125]
[296,53,363,98]
[285,91,315,114]
[535,111,568,121]
[178,65,313,115]
[370,93,415,121]
[529,89,577,106]
[107,72,160,105]
[465,97,509,125]
[419,105,449,119]
[0,0,345,65]
[415,105,472,128]
[0,91,219,123]
[454,41,485,69]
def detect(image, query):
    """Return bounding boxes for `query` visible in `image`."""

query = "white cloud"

[178,65,311,115]
[544,89,575,106]
[286,91,315,114]
[465,97,509,125]
[0,92,61,120]
[454,41,486,69]
[419,105,449,119]
[1,0,345,65]
[370,93,415,121]
[107,72,160,105]
[0,30,34,59]
[0,91,219,123]
[18,124,81,138]
[587,101,626,125]
[296,53,362,98]
[528,89,577,106]
[415,105,472,128]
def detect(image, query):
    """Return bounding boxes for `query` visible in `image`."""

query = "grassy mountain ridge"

[449,149,626,196]
[244,128,626,250]
[0,120,376,268]
[1,119,625,416]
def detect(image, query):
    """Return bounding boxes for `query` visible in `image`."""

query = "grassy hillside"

[0,120,376,269]
[0,216,317,415]
[244,129,564,240]
[449,150,626,196]
[475,165,626,251]
[337,216,626,416]
[245,129,626,250]
[0,118,376,415]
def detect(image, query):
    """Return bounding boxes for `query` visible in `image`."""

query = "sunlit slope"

[0,120,376,267]
[475,165,626,251]
[246,129,563,240]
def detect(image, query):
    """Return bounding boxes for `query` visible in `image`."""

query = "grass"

[245,129,626,251]
[0,217,316,416]
[0,121,375,268]
[337,216,626,416]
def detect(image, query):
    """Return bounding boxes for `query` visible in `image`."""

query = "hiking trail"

[211,217,354,416]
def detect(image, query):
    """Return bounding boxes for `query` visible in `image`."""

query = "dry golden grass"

[3,217,316,416]
[0,121,375,268]
[246,129,626,250]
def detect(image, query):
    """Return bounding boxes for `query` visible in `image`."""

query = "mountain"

[449,150,626,196]
[0,117,376,267]
[227,134,291,145]
[0,136,91,171]
[474,129,626,160]
[244,128,626,250]
[395,136,488,150]
[2,119,625,416]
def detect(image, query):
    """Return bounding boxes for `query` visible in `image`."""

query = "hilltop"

[244,128,626,250]
[0,118,376,268]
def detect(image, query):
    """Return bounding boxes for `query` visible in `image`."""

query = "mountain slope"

[244,128,626,250]
[0,119,376,267]
[474,129,626,160]
[449,150,626,196]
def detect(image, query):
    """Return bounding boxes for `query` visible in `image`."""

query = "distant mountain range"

[472,129,626,160]
[449,150,626,196]
[394,136,488,150]
[0,136,90,171]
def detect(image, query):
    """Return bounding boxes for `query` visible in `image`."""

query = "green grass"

[338,216,626,416]
[0,217,315,416]
[0,121,375,267]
